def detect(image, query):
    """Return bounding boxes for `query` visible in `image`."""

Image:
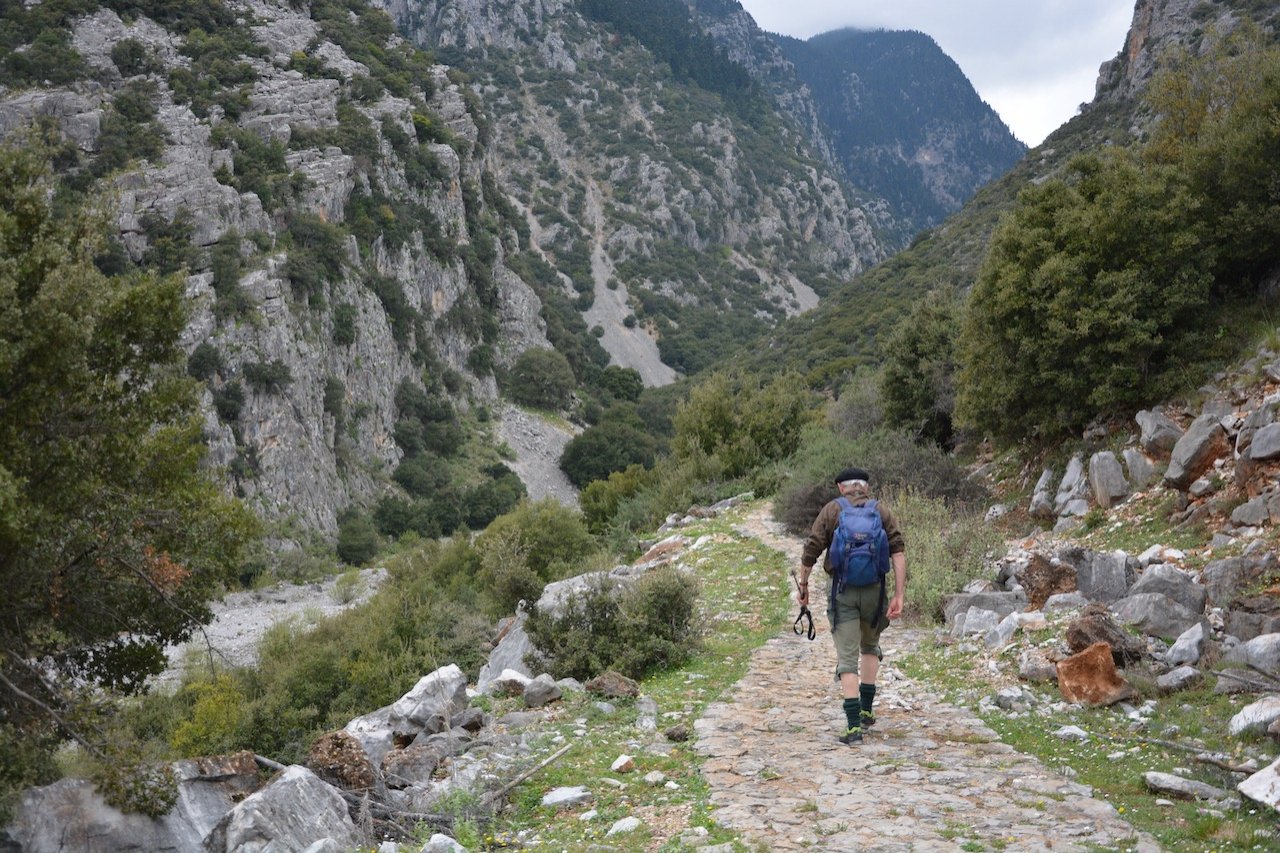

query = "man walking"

[796,467,906,744]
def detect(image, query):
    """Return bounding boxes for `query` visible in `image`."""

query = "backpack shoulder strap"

[865,499,878,511]
[836,497,853,511]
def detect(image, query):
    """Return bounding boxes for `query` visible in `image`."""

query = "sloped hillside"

[742,0,1278,388]
[382,0,886,377]
[0,0,550,540]
[776,28,1026,244]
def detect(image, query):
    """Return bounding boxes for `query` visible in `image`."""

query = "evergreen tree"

[0,141,255,783]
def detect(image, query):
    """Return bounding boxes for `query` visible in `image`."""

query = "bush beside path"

[698,506,1159,851]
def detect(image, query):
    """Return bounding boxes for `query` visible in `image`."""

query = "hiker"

[796,467,906,744]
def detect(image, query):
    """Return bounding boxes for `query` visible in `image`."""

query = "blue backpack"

[830,498,891,591]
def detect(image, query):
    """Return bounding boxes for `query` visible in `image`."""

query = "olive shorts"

[828,581,889,677]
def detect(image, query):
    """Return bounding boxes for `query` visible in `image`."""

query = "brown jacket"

[801,496,905,575]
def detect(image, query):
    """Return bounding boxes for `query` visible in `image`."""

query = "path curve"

[694,505,1159,852]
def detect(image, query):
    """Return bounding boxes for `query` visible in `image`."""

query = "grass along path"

[688,504,1156,852]
[480,501,1162,850]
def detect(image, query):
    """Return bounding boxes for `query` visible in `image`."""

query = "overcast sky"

[736,0,1136,147]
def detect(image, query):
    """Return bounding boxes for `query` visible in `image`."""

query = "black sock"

[842,697,860,731]
[860,683,876,717]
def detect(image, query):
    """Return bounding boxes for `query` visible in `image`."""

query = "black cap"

[833,467,870,484]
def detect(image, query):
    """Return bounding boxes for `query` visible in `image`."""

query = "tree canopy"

[0,141,255,778]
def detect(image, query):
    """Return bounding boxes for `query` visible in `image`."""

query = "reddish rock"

[306,730,377,791]
[1057,642,1135,707]
[1019,552,1078,611]
[585,670,640,698]
[1064,604,1147,665]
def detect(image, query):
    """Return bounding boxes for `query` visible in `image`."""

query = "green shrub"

[827,368,885,438]
[463,464,526,529]
[525,566,700,680]
[473,499,598,615]
[210,231,251,320]
[559,413,660,488]
[336,509,379,566]
[674,370,816,478]
[322,375,345,421]
[187,342,223,381]
[505,348,576,410]
[579,464,656,533]
[597,365,644,402]
[2,29,85,86]
[771,424,986,536]
[890,490,1003,621]
[393,380,462,456]
[955,153,1213,444]
[212,380,244,421]
[90,748,178,818]
[140,210,194,275]
[243,360,293,393]
[111,38,160,77]
[332,303,358,346]
[168,675,248,757]
[879,288,960,447]
[392,455,450,497]
[0,721,59,824]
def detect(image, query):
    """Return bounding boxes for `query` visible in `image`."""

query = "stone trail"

[692,507,1159,851]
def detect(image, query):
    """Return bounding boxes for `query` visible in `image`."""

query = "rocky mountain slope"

[741,0,1280,385]
[0,0,1035,542]
[775,28,1026,244]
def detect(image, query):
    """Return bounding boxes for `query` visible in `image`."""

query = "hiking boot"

[838,726,863,745]
[860,711,876,728]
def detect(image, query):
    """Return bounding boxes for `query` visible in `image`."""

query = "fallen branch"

[1135,738,1252,774]
[482,742,574,807]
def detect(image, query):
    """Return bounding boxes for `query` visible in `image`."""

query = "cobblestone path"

[692,506,1160,852]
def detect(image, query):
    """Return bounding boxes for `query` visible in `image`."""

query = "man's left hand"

[887,593,904,620]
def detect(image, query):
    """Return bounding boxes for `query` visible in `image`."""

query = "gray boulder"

[1227,597,1280,642]
[1236,397,1278,457]
[1070,549,1133,604]
[1143,772,1230,802]
[204,766,358,853]
[1228,696,1280,737]
[541,786,592,810]
[942,590,1028,626]
[1251,423,1280,461]
[1136,410,1183,455]
[1129,564,1207,614]
[1044,591,1090,613]
[421,834,469,853]
[1203,555,1274,607]
[524,674,563,708]
[1054,455,1088,514]
[1111,593,1202,641]
[2,753,259,853]
[382,743,443,790]
[476,612,533,692]
[1164,414,1229,490]
[1165,622,1208,667]
[1088,451,1129,509]
[953,607,1001,638]
[1030,468,1056,518]
[1224,633,1280,680]
[388,665,468,735]
[1232,496,1272,527]
[1122,449,1157,489]
[1238,756,1280,814]
[1157,666,1202,693]
[345,664,468,767]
